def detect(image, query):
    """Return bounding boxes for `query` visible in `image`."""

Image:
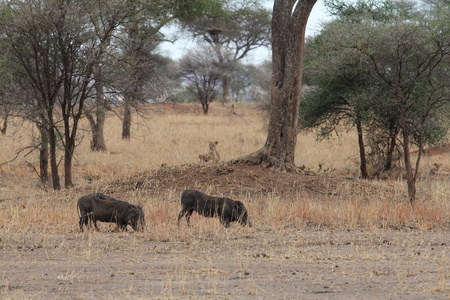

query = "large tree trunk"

[231,0,317,171]
[122,99,132,140]
[89,65,107,152]
[122,81,140,140]
[221,75,230,104]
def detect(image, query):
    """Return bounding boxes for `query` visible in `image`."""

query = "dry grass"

[0,102,449,299]
[1,102,449,233]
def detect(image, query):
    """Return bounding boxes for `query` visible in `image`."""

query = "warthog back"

[177,189,249,227]
[77,194,144,232]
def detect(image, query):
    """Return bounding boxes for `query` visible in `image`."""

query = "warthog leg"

[79,212,96,232]
[177,208,193,227]
[220,218,230,228]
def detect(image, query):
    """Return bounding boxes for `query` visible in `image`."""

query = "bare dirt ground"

[1,226,448,299]
[1,162,449,299]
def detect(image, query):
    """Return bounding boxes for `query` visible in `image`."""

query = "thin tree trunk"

[198,89,210,114]
[64,143,73,187]
[356,118,368,179]
[384,120,398,171]
[48,125,60,190]
[38,124,49,185]
[400,117,416,203]
[63,110,76,188]
[201,99,209,115]
[0,115,7,135]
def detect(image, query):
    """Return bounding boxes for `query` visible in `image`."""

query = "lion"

[199,141,220,163]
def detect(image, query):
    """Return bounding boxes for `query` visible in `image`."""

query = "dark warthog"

[77,193,145,232]
[177,189,250,227]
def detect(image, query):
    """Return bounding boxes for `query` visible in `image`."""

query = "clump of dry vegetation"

[0,102,448,299]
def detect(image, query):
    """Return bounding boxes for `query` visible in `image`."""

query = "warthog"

[177,189,250,227]
[77,193,145,232]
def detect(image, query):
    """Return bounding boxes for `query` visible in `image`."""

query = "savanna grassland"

[0,102,449,299]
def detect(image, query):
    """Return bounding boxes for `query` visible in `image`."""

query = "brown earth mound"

[109,163,395,202]
[100,142,448,200]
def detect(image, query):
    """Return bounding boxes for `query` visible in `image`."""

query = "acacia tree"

[1,0,65,189]
[1,0,135,188]
[83,0,139,151]
[113,14,166,140]
[183,0,271,103]
[84,0,149,148]
[60,0,137,186]
[0,36,51,185]
[232,0,317,171]
[303,0,450,202]
[89,0,223,142]
[178,47,221,114]
[300,52,373,179]
[367,14,449,203]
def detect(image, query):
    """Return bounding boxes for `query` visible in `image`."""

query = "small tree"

[103,0,223,140]
[304,0,450,202]
[1,0,135,188]
[178,47,221,114]
[300,56,374,178]
[183,0,271,103]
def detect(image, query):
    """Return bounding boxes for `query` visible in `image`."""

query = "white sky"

[158,0,333,64]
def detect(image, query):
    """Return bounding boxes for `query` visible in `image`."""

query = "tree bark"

[48,123,60,190]
[201,99,209,115]
[64,142,74,187]
[88,65,108,152]
[356,118,369,179]
[221,75,230,104]
[400,116,416,204]
[38,123,49,185]
[0,115,7,135]
[384,120,398,171]
[231,0,317,171]
[122,100,132,140]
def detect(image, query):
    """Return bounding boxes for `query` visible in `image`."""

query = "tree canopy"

[302,0,450,202]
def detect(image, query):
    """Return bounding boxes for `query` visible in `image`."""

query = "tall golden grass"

[0,102,448,237]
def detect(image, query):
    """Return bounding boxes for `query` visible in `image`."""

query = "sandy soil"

[1,227,448,299]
